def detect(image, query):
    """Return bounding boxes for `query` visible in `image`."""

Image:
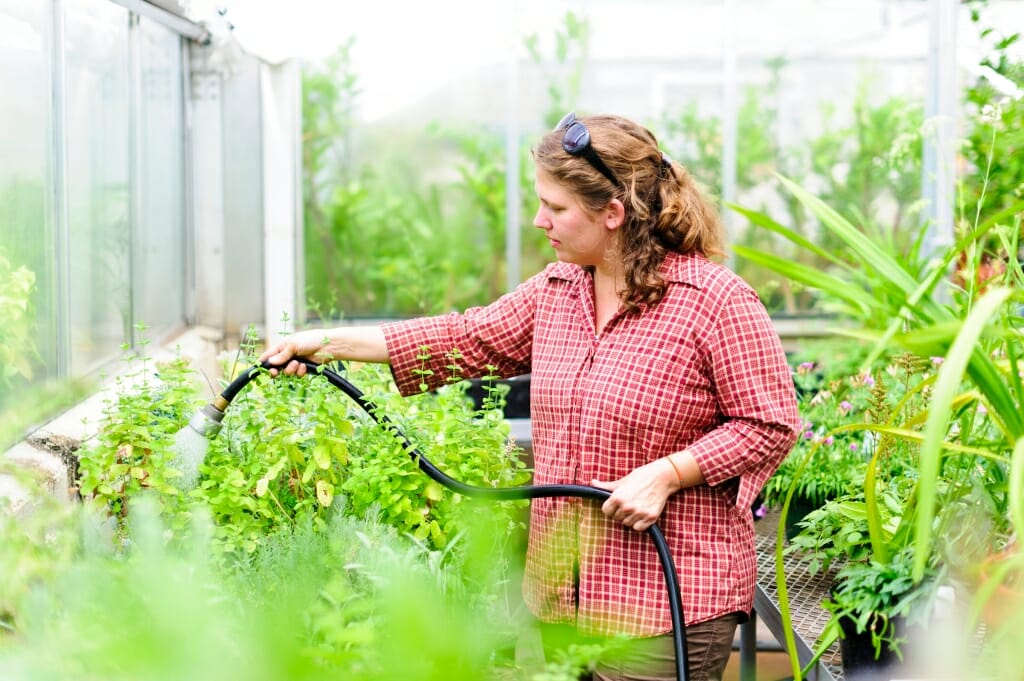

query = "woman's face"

[532,170,620,268]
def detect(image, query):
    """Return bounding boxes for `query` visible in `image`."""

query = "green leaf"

[914,287,1013,581]
[313,444,331,470]
[731,245,874,316]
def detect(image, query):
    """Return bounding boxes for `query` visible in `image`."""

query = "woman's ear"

[605,198,625,231]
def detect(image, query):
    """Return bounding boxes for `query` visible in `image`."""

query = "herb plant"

[821,547,939,662]
[75,334,204,536]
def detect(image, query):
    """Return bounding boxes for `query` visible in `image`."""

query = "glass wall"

[0,0,193,446]
[0,0,56,431]
[65,0,132,374]
[137,17,185,340]
[296,0,1013,321]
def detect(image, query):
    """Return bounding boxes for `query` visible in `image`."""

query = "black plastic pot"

[837,612,905,681]
[784,495,821,542]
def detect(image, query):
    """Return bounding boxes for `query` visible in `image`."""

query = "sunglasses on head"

[555,112,620,187]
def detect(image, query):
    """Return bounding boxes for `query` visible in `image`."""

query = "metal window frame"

[42,0,199,380]
[107,0,208,42]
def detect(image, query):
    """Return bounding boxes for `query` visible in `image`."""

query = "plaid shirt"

[382,252,800,637]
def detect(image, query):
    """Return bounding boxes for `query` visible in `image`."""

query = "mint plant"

[75,332,204,536]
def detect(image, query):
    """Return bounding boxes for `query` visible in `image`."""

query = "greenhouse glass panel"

[0,0,55,424]
[64,0,131,374]
[296,0,948,321]
[136,17,185,339]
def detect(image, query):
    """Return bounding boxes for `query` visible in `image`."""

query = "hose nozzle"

[186,401,228,438]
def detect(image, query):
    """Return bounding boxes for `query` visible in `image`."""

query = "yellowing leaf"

[313,444,331,470]
[425,481,444,502]
[255,477,269,497]
[316,480,334,507]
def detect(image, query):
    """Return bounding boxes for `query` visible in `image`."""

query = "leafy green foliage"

[75,340,204,534]
[3,335,548,678]
[821,547,939,661]
[301,13,591,319]
[764,364,872,510]
[962,2,1024,227]
[196,359,528,555]
[0,501,526,681]
[0,467,82,633]
[663,64,925,314]
[523,11,592,129]
[0,247,38,388]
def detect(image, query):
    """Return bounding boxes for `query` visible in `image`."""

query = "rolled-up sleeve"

[686,284,801,508]
[381,272,542,396]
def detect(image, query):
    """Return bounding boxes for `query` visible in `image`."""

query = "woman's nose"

[532,207,548,229]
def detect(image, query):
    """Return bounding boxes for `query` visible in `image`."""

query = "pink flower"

[931,356,944,366]
[849,443,858,452]
[804,430,814,439]
[839,400,853,414]
[824,436,835,445]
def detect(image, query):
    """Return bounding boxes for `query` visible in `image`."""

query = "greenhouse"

[2,0,1023,679]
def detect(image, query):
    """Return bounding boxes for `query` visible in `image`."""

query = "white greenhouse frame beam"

[260,60,303,344]
[922,0,958,262]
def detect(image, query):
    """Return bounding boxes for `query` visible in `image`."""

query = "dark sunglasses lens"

[562,122,590,154]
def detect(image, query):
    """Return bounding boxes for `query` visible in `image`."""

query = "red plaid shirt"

[382,252,800,637]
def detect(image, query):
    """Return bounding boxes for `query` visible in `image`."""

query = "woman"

[261,112,800,681]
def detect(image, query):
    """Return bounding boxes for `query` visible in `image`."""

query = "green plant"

[2,352,544,678]
[962,2,1024,227]
[732,159,1024,675]
[197,355,528,556]
[524,11,592,129]
[0,465,82,634]
[821,547,939,663]
[663,64,925,315]
[777,354,931,572]
[0,498,527,681]
[75,332,204,536]
[0,247,39,389]
[301,13,596,319]
[764,370,871,511]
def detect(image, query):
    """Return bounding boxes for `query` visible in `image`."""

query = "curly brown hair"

[533,114,725,312]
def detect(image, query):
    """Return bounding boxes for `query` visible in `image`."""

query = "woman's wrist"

[662,454,685,491]
[663,451,705,490]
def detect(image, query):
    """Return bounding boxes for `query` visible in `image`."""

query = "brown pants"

[526,613,741,681]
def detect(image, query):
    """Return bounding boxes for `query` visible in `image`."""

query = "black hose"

[222,360,689,680]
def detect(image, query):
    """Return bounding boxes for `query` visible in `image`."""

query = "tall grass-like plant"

[733,161,1024,676]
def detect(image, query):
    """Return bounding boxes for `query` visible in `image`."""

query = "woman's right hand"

[258,329,335,377]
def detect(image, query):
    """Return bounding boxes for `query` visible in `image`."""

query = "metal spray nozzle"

[186,399,228,438]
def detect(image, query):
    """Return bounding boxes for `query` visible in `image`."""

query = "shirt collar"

[661,251,706,289]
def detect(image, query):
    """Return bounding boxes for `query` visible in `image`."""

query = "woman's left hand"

[591,460,681,532]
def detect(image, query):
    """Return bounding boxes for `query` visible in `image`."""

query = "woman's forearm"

[318,325,390,363]
[260,326,389,375]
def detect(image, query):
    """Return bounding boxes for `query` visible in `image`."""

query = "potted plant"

[821,547,939,680]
